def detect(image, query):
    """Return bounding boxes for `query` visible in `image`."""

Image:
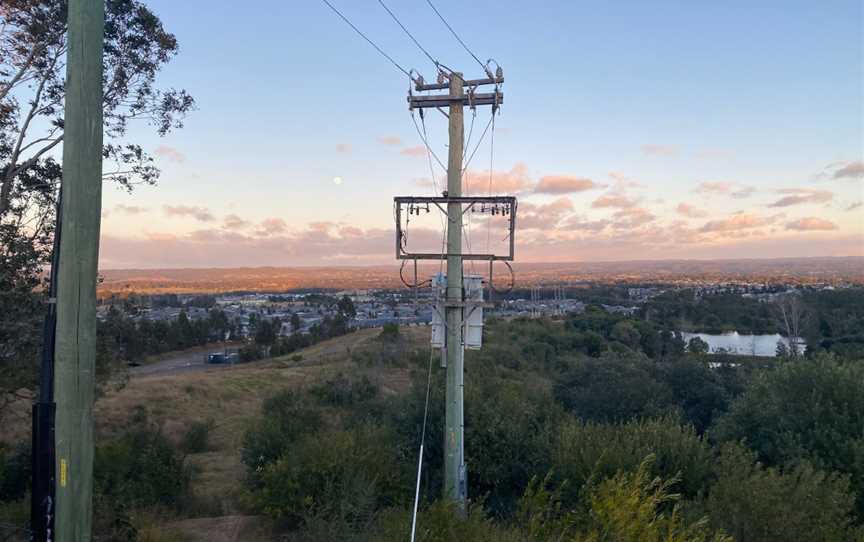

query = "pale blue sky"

[101,0,863,267]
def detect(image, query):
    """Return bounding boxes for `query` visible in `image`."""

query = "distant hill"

[96,257,864,296]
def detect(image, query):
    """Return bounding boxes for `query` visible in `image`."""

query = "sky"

[98,0,864,268]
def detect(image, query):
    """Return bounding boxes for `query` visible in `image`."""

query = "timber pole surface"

[54,0,104,539]
[444,73,466,508]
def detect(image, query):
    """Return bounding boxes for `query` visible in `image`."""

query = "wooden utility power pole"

[444,72,466,505]
[53,0,104,539]
[398,67,509,514]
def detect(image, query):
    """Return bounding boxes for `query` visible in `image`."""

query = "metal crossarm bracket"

[408,91,503,110]
[394,195,517,261]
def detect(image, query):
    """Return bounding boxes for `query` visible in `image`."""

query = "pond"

[680,331,802,357]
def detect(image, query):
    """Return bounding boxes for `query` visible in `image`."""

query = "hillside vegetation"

[3,308,864,541]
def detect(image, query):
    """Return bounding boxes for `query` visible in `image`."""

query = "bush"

[705,443,858,542]
[251,424,409,527]
[712,355,864,512]
[94,426,189,508]
[310,373,378,407]
[180,418,215,454]
[241,390,324,483]
[553,354,675,423]
[0,442,31,502]
[552,416,714,501]
[580,456,731,542]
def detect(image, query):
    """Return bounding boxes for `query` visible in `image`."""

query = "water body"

[680,331,801,357]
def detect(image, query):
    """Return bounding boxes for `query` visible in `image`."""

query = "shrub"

[0,442,31,502]
[552,416,714,502]
[180,418,215,454]
[310,373,378,407]
[251,424,409,527]
[553,354,675,423]
[94,425,189,508]
[712,355,864,512]
[705,443,858,542]
[579,456,731,542]
[241,390,324,483]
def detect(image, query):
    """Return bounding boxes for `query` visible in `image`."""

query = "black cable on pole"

[319,0,413,78]
[377,0,441,71]
[424,0,486,71]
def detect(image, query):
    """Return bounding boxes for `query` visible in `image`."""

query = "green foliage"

[0,442,30,502]
[688,336,710,355]
[179,418,215,454]
[251,424,409,527]
[94,421,189,509]
[579,456,731,542]
[552,417,714,502]
[712,355,864,511]
[379,322,400,340]
[554,354,675,423]
[241,391,324,483]
[309,373,378,407]
[705,443,858,542]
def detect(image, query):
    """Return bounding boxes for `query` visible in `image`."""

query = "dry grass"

[4,325,429,540]
[108,326,426,525]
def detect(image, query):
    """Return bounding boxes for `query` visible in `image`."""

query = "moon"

[333,176,343,186]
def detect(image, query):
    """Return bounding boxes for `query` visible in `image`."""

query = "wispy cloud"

[785,217,838,231]
[700,212,779,233]
[335,143,351,153]
[846,201,862,212]
[378,136,402,146]
[640,144,677,157]
[154,145,186,163]
[463,163,533,194]
[768,188,833,208]
[223,214,251,230]
[676,202,708,218]
[162,205,214,222]
[257,217,288,236]
[592,194,637,209]
[534,175,602,194]
[114,204,148,215]
[833,161,864,180]
[696,181,755,199]
[400,145,426,157]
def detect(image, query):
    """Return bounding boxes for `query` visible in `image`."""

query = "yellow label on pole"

[60,458,68,487]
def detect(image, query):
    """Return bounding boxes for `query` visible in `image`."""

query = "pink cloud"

[768,188,833,208]
[114,204,148,215]
[696,181,755,199]
[613,207,656,229]
[592,194,637,209]
[400,145,427,157]
[785,217,838,231]
[463,163,533,194]
[223,214,250,230]
[258,217,288,236]
[154,145,186,163]
[534,175,601,194]
[518,197,574,230]
[700,213,779,233]
[378,136,402,146]
[163,205,214,222]
[833,161,864,180]
[676,202,707,218]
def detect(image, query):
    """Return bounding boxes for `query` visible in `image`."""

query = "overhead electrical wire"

[318,0,413,78]
[424,0,486,71]
[377,0,442,72]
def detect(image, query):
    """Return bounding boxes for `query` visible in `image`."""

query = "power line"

[318,0,413,78]
[424,0,486,71]
[377,0,441,71]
